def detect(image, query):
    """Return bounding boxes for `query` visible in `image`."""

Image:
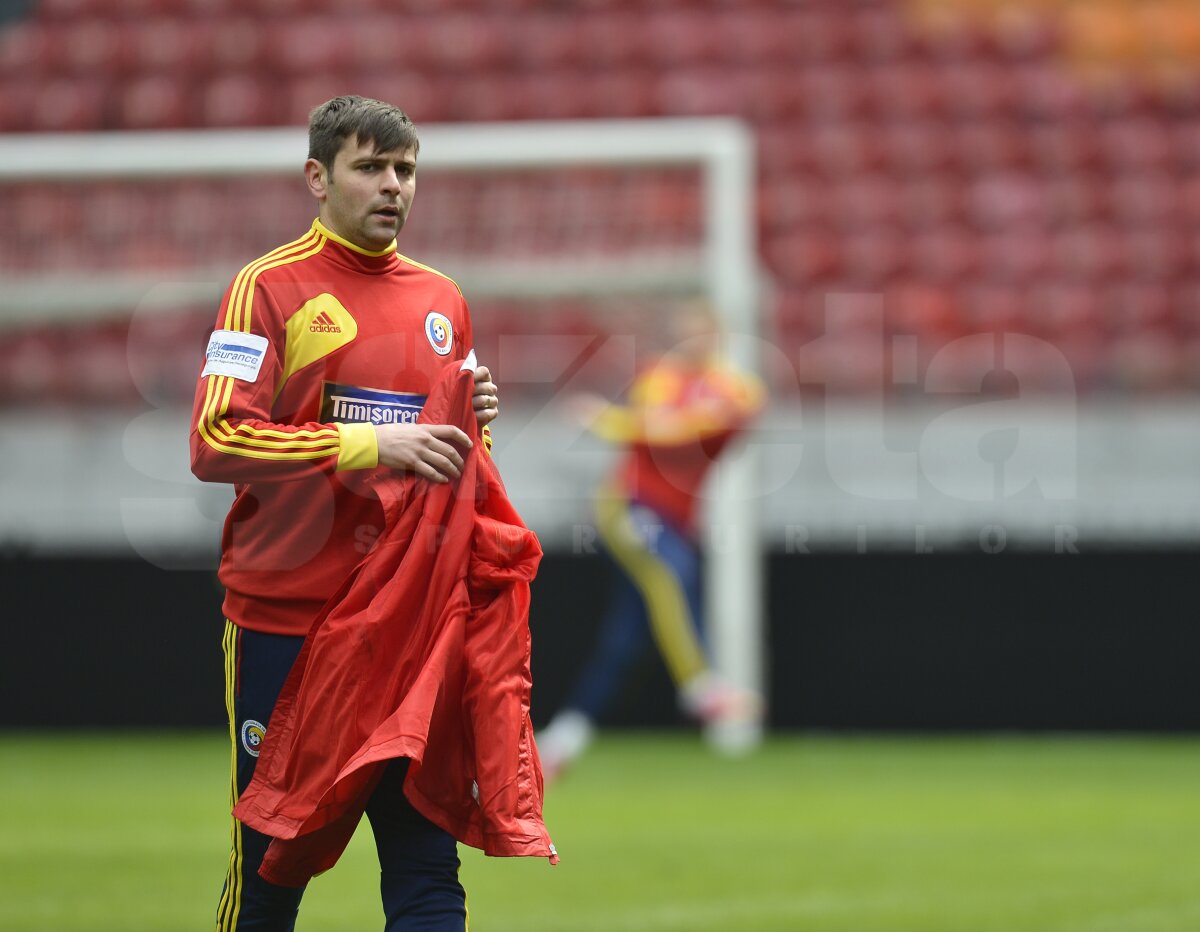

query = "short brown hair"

[307,96,420,171]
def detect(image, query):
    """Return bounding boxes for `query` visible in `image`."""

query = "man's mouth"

[373,206,399,220]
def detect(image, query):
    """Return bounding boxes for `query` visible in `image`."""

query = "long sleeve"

[588,363,766,447]
[190,276,378,484]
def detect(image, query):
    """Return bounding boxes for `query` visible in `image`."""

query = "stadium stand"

[3,0,1200,403]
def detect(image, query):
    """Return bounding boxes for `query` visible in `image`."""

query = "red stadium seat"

[0,21,60,80]
[966,173,1045,231]
[800,65,873,121]
[657,67,752,118]
[740,68,806,122]
[992,6,1062,62]
[1107,283,1174,332]
[444,72,529,122]
[941,62,1014,120]
[117,75,193,130]
[887,281,963,342]
[59,19,125,77]
[909,226,979,284]
[30,78,109,131]
[1011,64,1087,121]
[644,10,720,67]
[1043,174,1110,226]
[847,5,921,64]
[126,18,214,76]
[809,121,885,177]
[899,175,966,229]
[1050,225,1124,281]
[922,14,998,65]
[338,15,409,73]
[1177,174,1200,225]
[517,14,583,70]
[1173,281,1200,336]
[717,10,790,65]
[425,12,509,71]
[264,18,358,75]
[1099,118,1172,171]
[201,74,274,127]
[759,175,830,234]
[209,18,270,74]
[766,230,843,286]
[512,70,592,120]
[960,283,1032,333]
[1027,122,1102,174]
[954,122,1030,173]
[778,9,853,64]
[1171,119,1200,171]
[978,227,1051,282]
[757,123,822,177]
[879,121,957,176]
[876,63,944,120]
[827,174,901,231]
[0,77,32,130]
[842,228,909,285]
[575,12,651,69]
[1108,171,1178,228]
[1123,229,1189,282]
[35,0,111,18]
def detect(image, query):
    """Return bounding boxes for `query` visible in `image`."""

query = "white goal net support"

[0,118,767,746]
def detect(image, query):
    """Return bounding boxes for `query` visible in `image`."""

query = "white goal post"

[0,118,766,744]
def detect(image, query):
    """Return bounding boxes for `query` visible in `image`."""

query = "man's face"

[312,135,417,252]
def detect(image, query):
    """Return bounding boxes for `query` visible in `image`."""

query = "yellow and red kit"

[190,218,476,636]
[589,357,765,534]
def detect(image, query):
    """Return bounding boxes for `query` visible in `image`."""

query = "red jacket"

[233,355,556,887]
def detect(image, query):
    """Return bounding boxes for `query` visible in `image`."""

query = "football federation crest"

[425,311,453,356]
[241,719,266,757]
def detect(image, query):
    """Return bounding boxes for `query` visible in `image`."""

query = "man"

[538,301,765,781]
[191,96,500,931]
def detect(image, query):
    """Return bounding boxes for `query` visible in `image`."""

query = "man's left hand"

[473,366,499,427]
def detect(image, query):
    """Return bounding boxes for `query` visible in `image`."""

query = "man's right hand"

[375,423,472,483]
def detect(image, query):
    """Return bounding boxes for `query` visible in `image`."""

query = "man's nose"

[380,168,401,193]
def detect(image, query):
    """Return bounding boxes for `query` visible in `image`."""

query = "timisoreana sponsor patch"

[321,382,427,425]
[202,330,269,382]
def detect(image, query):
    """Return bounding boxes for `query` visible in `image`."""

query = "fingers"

[472,366,499,427]
[420,426,470,481]
[425,423,472,449]
[375,423,472,480]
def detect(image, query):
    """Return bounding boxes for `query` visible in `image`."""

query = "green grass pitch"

[2,731,1199,931]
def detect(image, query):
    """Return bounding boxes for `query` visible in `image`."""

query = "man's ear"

[304,158,328,201]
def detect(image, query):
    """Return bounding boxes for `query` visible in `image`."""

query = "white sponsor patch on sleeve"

[201,330,269,382]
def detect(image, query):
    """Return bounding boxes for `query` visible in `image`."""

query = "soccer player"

[190,96,501,931]
[537,301,766,781]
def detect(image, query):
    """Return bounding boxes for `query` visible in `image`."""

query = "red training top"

[190,218,476,636]
[589,356,765,534]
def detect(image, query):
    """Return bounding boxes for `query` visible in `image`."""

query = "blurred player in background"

[190,96,500,931]
[538,300,766,781]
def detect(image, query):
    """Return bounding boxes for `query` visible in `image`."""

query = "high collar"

[312,218,399,274]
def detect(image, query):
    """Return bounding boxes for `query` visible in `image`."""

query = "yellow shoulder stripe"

[226,230,327,334]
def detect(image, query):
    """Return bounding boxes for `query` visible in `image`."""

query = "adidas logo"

[309,310,341,333]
